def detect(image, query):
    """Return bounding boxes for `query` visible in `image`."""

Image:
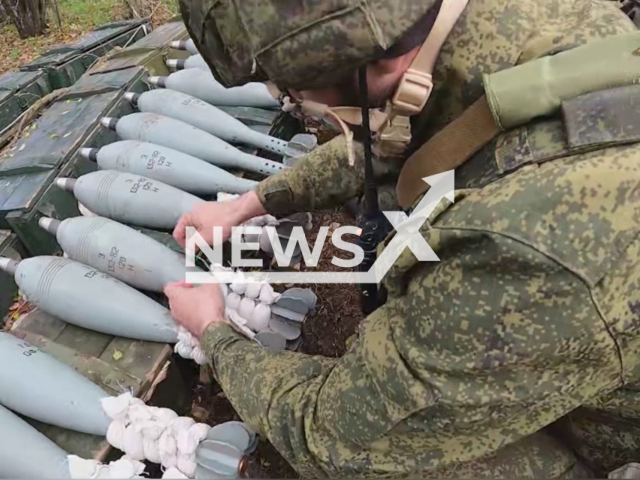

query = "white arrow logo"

[371,170,455,282]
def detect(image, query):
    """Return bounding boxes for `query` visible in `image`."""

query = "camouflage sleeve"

[200,216,614,477]
[256,135,365,216]
[200,323,341,476]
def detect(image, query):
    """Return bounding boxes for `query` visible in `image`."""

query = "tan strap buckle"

[391,69,433,115]
[377,115,412,157]
[380,115,412,144]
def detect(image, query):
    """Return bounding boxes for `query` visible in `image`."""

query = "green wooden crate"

[0,70,52,137]
[21,19,150,72]
[90,20,190,77]
[21,19,150,89]
[0,67,150,255]
[130,20,188,49]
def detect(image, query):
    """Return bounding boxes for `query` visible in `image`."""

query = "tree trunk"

[51,0,61,27]
[0,2,8,25]
[0,0,48,39]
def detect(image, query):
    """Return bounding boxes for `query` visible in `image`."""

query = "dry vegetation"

[0,0,179,75]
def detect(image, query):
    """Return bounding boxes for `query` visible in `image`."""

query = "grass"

[0,0,180,76]
[58,0,124,28]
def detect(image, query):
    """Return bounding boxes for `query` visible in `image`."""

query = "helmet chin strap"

[269,0,469,163]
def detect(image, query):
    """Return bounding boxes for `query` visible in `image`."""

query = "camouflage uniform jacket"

[201,0,640,477]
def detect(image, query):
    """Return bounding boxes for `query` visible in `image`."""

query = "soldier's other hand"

[173,191,269,248]
[165,281,226,338]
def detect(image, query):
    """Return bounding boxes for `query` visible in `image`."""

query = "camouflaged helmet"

[179,0,438,90]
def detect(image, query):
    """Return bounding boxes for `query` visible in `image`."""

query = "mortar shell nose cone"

[38,217,61,235]
[38,216,51,230]
[148,76,166,88]
[166,59,186,70]
[0,257,19,275]
[100,117,118,130]
[80,148,98,162]
[55,177,77,192]
[124,92,141,106]
[169,40,183,49]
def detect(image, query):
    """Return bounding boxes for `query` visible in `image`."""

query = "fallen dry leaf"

[4,295,35,331]
[191,405,209,423]
[112,349,123,361]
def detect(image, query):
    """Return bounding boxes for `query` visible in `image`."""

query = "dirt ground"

[299,212,364,358]
[190,211,364,478]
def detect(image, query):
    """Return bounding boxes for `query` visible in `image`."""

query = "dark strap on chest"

[396,95,499,209]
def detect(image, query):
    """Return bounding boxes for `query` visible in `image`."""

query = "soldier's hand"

[173,191,268,248]
[165,281,226,338]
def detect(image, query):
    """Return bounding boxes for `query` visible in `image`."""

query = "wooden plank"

[54,324,113,358]
[11,308,67,339]
[99,337,170,386]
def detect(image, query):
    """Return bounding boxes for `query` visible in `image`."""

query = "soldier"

[165,0,640,477]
